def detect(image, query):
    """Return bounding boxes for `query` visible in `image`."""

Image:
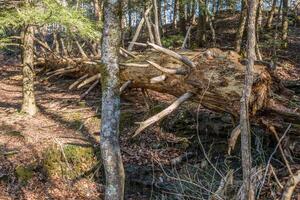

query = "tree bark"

[21,25,38,116]
[100,0,125,198]
[235,0,248,53]
[266,0,277,28]
[178,0,186,33]
[282,0,289,48]
[240,0,257,198]
[153,0,162,46]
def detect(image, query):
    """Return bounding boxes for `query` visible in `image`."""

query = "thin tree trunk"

[100,0,125,198]
[153,0,162,45]
[282,0,288,48]
[255,0,262,60]
[93,0,101,21]
[173,0,178,29]
[266,0,277,28]
[179,0,186,33]
[235,0,248,53]
[21,25,38,116]
[197,0,208,47]
[240,0,257,198]
[128,0,132,37]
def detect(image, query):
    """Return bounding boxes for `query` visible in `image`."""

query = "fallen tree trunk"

[36,48,300,133]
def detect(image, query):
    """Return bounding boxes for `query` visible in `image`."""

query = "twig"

[256,123,292,199]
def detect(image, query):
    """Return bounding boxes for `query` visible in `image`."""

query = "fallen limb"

[146,60,188,75]
[80,80,99,99]
[120,80,132,93]
[281,170,300,200]
[77,73,101,89]
[132,92,193,137]
[147,42,196,68]
[69,74,89,90]
[150,74,166,84]
[227,125,241,155]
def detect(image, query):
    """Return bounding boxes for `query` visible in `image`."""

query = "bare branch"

[120,80,132,93]
[132,92,193,137]
[150,74,166,83]
[147,42,196,68]
[119,63,149,68]
[77,73,101,89]
[146,60,188,75]
[80,80,99,99]
[69,74,89,90]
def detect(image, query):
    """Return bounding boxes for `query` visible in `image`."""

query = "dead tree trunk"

[266,0,277,28]
[235,0,248,53]
[21,25,38,116]
[39,47,300,137]
[100,0,125,198]
[240,0,257,198]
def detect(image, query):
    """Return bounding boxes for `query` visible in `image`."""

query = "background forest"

[0,0,299,199]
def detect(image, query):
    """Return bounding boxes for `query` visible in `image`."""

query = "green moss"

[43,144,99,179]
[15,165,34,184]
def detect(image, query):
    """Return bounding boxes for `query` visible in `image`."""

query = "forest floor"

[1,18,300,200]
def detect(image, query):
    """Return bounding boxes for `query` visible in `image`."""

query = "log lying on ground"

[36,48,300,134]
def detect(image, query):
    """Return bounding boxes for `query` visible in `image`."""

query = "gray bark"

[100,0,125,198]
[240,0,257,198]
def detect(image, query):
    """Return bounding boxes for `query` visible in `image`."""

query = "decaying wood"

[69,74,89,90]
[77,73,101,89]
[80,80,99,99]
[37,48,300,135]
[132,92,193,137]
[227,125,241,155]
[146,60,188,75]
[147,42,196,68]
[150,74,166,84]
[281,170,300,200]
[120,80,132,93]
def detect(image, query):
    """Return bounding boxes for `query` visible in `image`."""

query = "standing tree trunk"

[173,0,178,29]
[266,0,277,28]
[197,0,208,47]
[93,0,101,21]
[100,0,125,198]
[21,25,38,116]
[281,0,288,48]
[179,0,186,33]
[153,0,162,45]
[235,0,248,53]
[240,0,257,198]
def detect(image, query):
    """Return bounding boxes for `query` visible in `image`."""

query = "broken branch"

[132,92,193,137]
